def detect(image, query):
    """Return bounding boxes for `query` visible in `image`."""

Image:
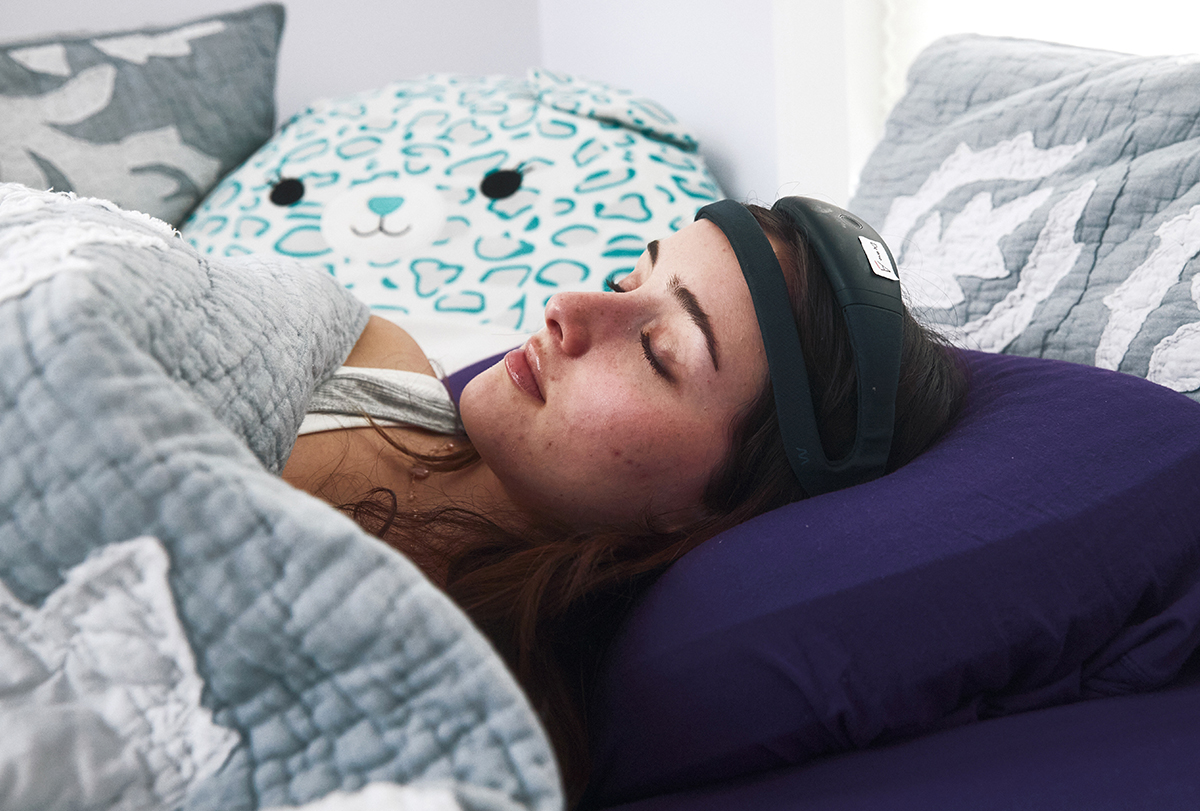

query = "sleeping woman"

[281,198,970,803]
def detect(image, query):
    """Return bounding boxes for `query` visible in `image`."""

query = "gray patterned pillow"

[851,35,1200,402]
[0,3,283,225]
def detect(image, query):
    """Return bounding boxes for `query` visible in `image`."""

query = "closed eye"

[608,246,671,381]
[641,331,674,383]
[608,275,672,381]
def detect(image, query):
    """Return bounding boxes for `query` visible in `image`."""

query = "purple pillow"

[445,352,501,404]
[579,350,1200,805]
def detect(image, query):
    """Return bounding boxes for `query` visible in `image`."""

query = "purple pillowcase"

[445,352,500,404]
[576,350,1200,805]
[446,350,1200,804]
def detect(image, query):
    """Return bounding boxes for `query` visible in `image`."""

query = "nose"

[543,290,634,357]
[368,195,404,217]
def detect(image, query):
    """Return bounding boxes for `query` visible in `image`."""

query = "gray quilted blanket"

[0,183,562,811]
[851,35,1200,402]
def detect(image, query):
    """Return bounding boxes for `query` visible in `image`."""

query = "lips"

[505,342,545,402]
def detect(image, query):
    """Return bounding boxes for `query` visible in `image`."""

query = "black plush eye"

[480,169,522,200]
[269,177,305,206]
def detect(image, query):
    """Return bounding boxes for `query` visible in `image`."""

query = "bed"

[3,6,1200,811]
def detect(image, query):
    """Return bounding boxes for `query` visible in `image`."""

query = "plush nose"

[368,196,404,217]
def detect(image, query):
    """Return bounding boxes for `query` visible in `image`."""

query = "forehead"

[662,218,749,305]
[661,218,767,375]
[665,217,736,262]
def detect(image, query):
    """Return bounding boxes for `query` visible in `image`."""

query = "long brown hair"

[342,204,969,805]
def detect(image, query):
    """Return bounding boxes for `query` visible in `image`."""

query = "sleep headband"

[695,197,904,497]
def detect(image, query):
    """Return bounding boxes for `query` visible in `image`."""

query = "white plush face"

[318,179,447,262]
[182,72,723,359]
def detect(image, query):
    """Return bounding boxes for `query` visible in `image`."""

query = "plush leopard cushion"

[182,70,722,367]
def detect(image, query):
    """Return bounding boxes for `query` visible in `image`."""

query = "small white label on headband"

[859,236,899,281]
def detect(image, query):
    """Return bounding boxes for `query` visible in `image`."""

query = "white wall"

[536,0,887,209]
[773,0,887,208]
[538,0,778,204]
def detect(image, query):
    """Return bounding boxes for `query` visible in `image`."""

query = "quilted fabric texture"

[0,184,562,811]
[181,70,721,372]
[0,4,283,225]
[0,537,241,811]
[850,35,1200,402]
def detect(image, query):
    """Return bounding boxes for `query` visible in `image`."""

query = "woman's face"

[459,218,770,529]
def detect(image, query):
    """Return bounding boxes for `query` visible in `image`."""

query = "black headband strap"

[695,199,828,495]
[696,198,904,496]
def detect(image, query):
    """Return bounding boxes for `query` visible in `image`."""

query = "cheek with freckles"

[460,360,727,525]
[560,408,719,507]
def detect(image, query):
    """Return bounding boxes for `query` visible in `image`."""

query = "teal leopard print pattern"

[182,69,722,340]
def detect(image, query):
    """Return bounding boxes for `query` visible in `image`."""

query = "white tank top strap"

[298,366,461,436]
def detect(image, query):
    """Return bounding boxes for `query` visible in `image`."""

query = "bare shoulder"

[283,316,436,497]
[342,315,436,376]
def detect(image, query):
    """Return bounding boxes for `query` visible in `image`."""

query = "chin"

[456,360,528,487]
[456,359,503,432]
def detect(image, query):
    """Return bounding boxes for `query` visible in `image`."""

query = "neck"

[374,449,529,587]
[409,454,515,519]
[283,424,521,530]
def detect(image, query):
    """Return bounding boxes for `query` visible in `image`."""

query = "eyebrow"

[669,273,719,371]
[647,240,720,370]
